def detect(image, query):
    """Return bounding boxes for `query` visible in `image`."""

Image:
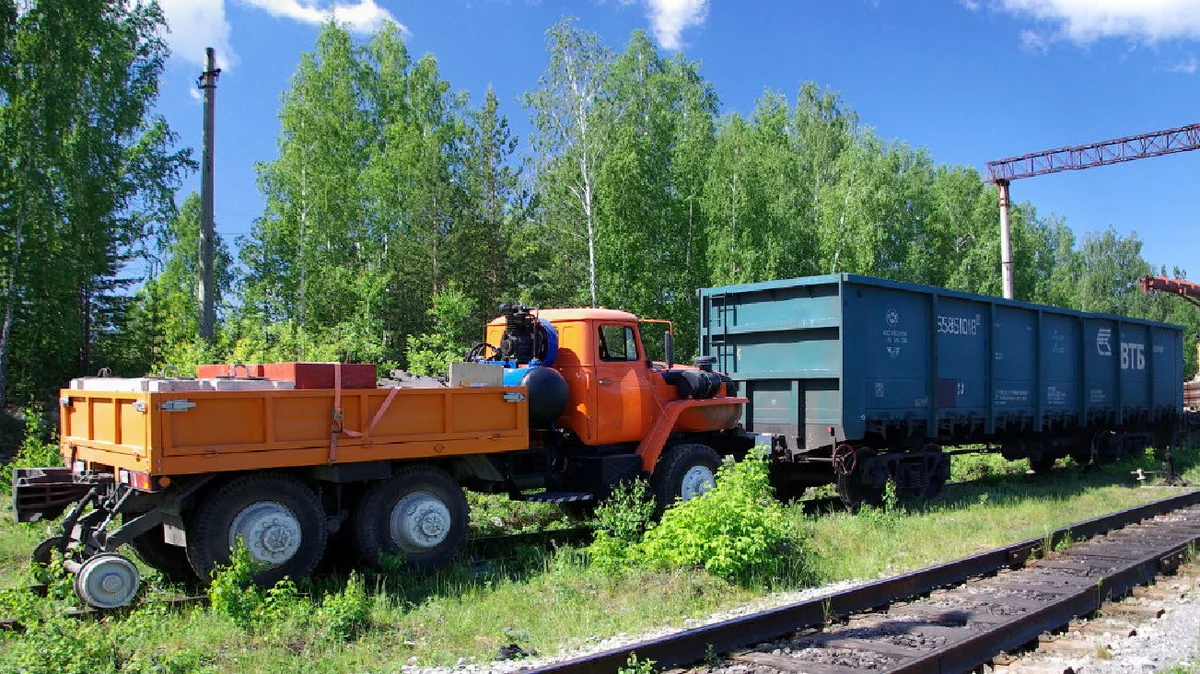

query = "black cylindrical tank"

[508,366,569,426]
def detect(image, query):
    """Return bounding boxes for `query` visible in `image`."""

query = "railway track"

[531,490,1200,674]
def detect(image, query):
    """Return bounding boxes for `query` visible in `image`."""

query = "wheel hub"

[389,492,452,552]
[229,502,303,567]
[680,465,716,501]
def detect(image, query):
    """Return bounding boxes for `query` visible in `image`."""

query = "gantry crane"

[1140,275,1200,310]
[986,123,1200,299]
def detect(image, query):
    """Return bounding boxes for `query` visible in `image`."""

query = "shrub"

[638,454,793,582]
[3,404,61,495]
[585,479,654,572]
[318,571,371,641]
[207,542,306,628]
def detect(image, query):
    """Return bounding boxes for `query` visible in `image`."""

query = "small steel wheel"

[186,473,327,586]
[74,553,141,609]
[354,466,468,571]
[651,443,721,516]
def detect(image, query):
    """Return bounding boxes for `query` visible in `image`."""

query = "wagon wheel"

[921,443,948,500]
[836,447,882,512]
[354,466,469,572]
[1028,455,1056,474]
[186,473,328,586]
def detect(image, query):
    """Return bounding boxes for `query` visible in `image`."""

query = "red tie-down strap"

[330,362,400,463]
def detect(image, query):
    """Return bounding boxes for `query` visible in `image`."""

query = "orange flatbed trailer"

[60,385,530,480]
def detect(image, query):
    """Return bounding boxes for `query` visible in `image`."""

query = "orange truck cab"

[476,306,751,501]
[12,304,753,609]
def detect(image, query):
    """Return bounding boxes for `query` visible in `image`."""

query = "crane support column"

[997,179,1014,300]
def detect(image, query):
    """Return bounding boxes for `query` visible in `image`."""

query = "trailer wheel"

[128,526,195,584]
[652,443,721,515]
[186,473,327,586]
[354,466,468,571]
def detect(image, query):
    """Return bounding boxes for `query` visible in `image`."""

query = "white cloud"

[644,0,708,50]
[1020,28,1052,52]
[993,0,1200,44]
[155,0,403,75]
[240,0,400,34]
[157,0,236,69]
[960,0,981,10]
[1168,55,1198,73]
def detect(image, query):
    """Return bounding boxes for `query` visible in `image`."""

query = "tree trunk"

[0,210,25,410]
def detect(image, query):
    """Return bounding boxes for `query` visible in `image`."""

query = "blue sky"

[154,0,1200,279]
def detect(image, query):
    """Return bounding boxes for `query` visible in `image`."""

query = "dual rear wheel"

[177,467,468,585]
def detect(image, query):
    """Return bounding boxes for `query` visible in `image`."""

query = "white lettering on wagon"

[995,388,1029,405]
[1120,342,1146,370]
[882,308,907,359]
[937,313,981,336]
[1096,328,1112,356]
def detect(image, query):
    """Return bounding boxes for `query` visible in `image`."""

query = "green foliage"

[618,653,656,674]
[317,571,371,641]
[0,616,119,674]
[639,454,794,582]
[2,404,60,495]
[585,479,656,572]
[406,283,478,376]
[0,0,192,405]
[207,542,306,629]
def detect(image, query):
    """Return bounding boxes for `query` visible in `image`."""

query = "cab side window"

[598,325,639,362]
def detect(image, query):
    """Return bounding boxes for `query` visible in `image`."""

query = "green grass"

[1,446,1198,673]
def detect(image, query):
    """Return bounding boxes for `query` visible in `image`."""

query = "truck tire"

[354,466,468,572]
[186,473,327,586]
[127,525,195,584]
[652,443,721,515]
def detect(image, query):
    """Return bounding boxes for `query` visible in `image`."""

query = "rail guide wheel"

[74,553,141,609]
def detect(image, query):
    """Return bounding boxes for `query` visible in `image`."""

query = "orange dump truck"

[14,305,752,608]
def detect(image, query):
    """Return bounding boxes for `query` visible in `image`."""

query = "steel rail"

[528,489,1200,673]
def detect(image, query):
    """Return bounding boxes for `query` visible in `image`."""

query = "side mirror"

[664,331,674,370]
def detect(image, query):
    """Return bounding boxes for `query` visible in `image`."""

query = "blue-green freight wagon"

[699,274,1185,505]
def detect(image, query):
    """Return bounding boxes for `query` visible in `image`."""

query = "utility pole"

[197,47,220,342]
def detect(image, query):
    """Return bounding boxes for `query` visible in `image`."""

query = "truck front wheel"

[652,443,721,515]
[354,466,468,571]
[186,473,327,586]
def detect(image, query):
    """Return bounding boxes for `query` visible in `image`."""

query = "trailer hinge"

[132,401,147,413]
[158,400,196,413]
[60,396,73,409]
[502,392,526,403]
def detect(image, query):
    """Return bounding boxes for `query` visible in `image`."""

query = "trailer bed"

[59,384,530,478]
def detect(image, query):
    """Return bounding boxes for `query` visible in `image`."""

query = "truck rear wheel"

[354,466,468,571]
[127,525,194,584]
[186,473,327,586]
[652,443,721,515]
